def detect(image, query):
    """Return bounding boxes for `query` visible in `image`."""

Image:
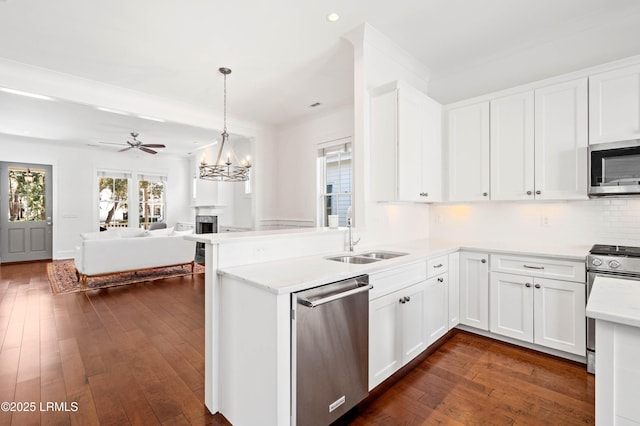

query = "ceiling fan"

[116,132,166,154]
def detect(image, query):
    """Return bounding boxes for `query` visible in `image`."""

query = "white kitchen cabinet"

[533,277,585,355]
[490,254,586,356]
[535,78,588,200]
[459,251,489,331]
[490,272,534,341]
[369,280,427,390]
[490,91,535,201]
[447,102,491,201]
[448,252,460,330]
[426,273,449,345]
[589,63,640,145]
[370,81,442,203]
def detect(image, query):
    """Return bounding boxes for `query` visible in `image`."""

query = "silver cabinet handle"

[526,191,532,195]
[534,284,541,289]
[404,296,411,303]
[299,284,372,308]
[482,192,488,197]
[535,190,541,195]
[437,277,444,283]
[433,264,443,268]
[481,259,487,264]
[523,265,544,270]
[419,192,429,197]
[399,298,405,304]
[525,283,531,288]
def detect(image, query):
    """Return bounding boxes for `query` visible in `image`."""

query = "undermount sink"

[325,255,381,264]
[325,251,408,264]
[358,251,408,260]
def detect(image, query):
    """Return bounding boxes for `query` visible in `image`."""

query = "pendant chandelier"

[199,67,252,182]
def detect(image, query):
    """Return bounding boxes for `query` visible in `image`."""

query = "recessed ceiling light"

[326,13,339,22]
[0,87,55,101]
[96,106,130,116]
[137,115,166,123]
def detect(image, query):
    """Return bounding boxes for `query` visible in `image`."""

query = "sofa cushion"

[81,231,119,240]
[114,228,147,238]
[147,226,175,237]
[172,229,193,236]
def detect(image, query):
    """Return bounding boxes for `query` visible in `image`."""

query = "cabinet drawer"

[490,254,585,282]
[369,261,427,299]
[427,255,449,278]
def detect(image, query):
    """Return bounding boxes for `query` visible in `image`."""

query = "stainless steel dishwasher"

[292,275,370,426]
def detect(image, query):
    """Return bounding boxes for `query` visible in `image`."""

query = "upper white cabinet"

[447,102,491,202]
[534,78,588,200]
[589,63,640,145]
[489,79,588,201]
[490,91,535,201]
[370,81,442,203]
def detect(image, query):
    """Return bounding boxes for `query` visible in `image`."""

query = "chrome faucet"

[347,217,360,252]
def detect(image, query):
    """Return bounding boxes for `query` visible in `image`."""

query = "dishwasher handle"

[299,284,372,308]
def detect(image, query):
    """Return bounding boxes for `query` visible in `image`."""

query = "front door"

[0,162,53,263]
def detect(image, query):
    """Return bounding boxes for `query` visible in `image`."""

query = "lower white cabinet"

[369,280,427,390]
[490,272,586,356]
[448,252,460,329]
[459,251,489,330]
[426,273,449,345]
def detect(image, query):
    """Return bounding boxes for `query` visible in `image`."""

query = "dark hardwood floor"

[0,261,594,425]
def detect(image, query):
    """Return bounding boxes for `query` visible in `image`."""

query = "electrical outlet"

[541,215,550,226]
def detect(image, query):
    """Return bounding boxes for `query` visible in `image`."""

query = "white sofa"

[74,227,196,285]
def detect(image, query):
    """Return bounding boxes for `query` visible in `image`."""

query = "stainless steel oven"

[590,139,640,196]
[587,244,640,373]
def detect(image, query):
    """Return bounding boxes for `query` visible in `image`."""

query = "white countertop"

[218,238,590,295]
[185,227,344,244]
[586,276,640,328]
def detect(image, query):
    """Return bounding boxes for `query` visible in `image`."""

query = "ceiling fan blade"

[139,147,158,155]
[141,144,166,148]
[99,141,127,146]
[118,147,133,152]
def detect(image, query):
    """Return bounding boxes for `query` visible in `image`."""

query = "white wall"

[429,199,640,247]
[345,23,433,247]
[273,104,354,227]
[0,135,191,259]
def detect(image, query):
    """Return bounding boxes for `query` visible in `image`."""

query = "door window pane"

[8,168,46,222]
[319,143,352,227]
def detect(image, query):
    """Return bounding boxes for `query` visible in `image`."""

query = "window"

[98,171,130,229]
[319,142,352,227]
[138,175,166,229]
[8,167,46,222]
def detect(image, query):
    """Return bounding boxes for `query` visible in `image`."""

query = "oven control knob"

[608,260,621,269]
[591,258,602,267]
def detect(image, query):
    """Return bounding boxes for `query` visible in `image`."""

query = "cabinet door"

[535,78,588,200]
[448,252,460,330]
[415,96,442,202]
[397,85,424,202]
[401,281,428,363]
[533,278,586,356]
[369,290,403,390]
[490,91,535,201]
[459,252,489,330]
[589,63,640,145]
[448,102,490,201]
[489,272,534,342]
[426,274,448,346]
[370,87,399,201]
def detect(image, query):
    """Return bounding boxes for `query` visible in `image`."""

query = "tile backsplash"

[429,198,640,247]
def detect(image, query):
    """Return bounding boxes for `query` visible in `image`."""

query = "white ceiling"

[1,0,640,155]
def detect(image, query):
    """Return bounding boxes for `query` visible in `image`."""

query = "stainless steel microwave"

[590,139,640,196]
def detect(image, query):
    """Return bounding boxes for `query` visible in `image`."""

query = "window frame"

[317,139,352,228]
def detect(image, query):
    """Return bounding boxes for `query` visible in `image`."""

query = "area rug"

[47,259,204,295]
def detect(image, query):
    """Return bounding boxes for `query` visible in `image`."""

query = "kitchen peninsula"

[586,277,640,425]
[187,229,590,425]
